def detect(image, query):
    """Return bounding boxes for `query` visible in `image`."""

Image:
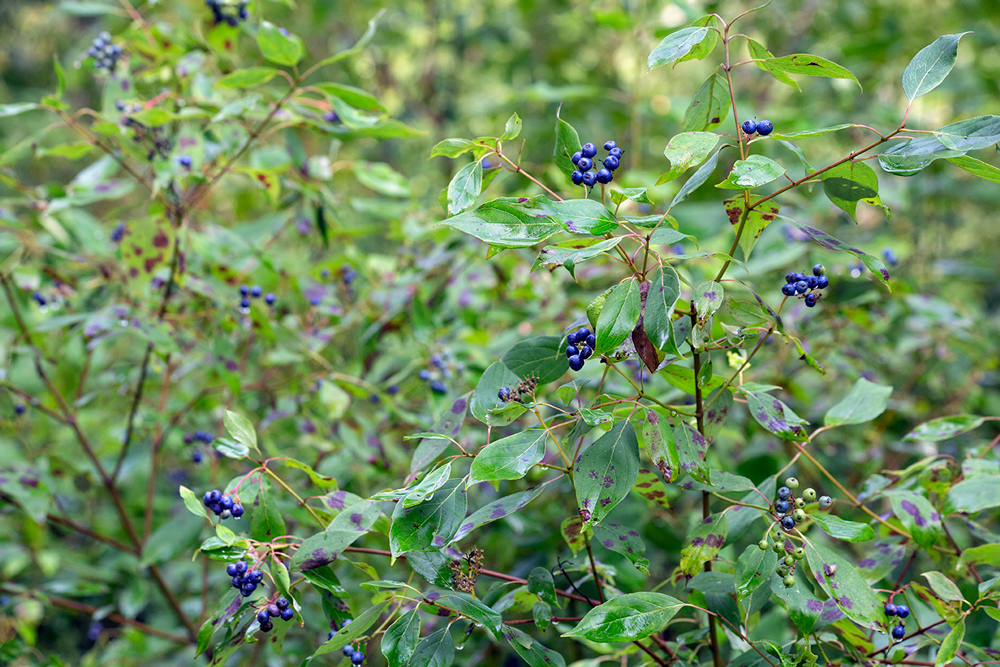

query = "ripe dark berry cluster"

[571,141,623,188]
[419,352,462,395]
[565,328,595,372]
[497,375,540,404]
[885,602,910,640]
[185,430,215,445]
[203,489,244,520]
[255,596,294,633]
[741,118,774,136]
[206,0,249,26]
[238,284,275,310]
[756,477,833,586]
[332,620,366,665]
[225,560,262,597]
[85,32,122,73]
[781,264,829,308]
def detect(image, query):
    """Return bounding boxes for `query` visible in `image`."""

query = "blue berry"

[231,504,243,518]
[774,500,790,514]
[805,275,818,289]
[566,345,579,358]
[342,619,352,626]
[794,280,808,295]
[258,609,271,624]
[580,346,592,360]
[596,168,613,184]
[804,294,818,307]
[192,451,204,464]
[177,155,192,168]
[895,605,910,619]
[220,495,234,510]
[498,387,512,402]
[418,369,431,381]
[308,296,321,306]
[816,275,829,289]
[14,404,25,415]
[343,645,354,656]
[111,222,126,242]
[351,651,365,664]
[882,248,898,266]
[582,171,597,187]
[32,292,47,306]
[777,487,791,500]
[566,331,579,345]
[742,119,757,134]
[267,604,280,617]
[884,603,897,616]
[206,489,222,504]
[387,385,399,395]
[571,170,584,185]
[578,328,591,338]
[780,516,796,530]
[264,293,276,306]
[568,355,584,372]
[259,619,273,632]
[240,285,249,297]
[785,272,796,283]
[792,272,807,283]
[608,147,622,159]
[603,140,616,151]
[812,264,825,277]
[242,583,257,596]
[430,380,447,394]
[581,143,597,158]
[240,297,251,309]
[577,157,593,172]
[781,283,796,297]
[891,624,905,640]
[756,120,773,136]
[235,560,248,574]
[227,563,238,576]
[280,608,294,621]
[603,156,619,171]
[586,334,596,348]
[324,110,341,123]
[571,151,582,165]
[249,569,263,583]
[250,285,262,298]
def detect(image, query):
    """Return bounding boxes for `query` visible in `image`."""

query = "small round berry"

[571,170,584,185]
[235,560,248,574]
[603,156,619,171]
[795,498,806,509]
[582,171,597,187]
[891,624,906,640]
[279,608,294,621]
[757,120,773,136]
[883,248,899,266]
[781,283,796,297]
[818,495,832,508]
[804,294,818,308]
[577,157,593,172]
[793,509,807,523]
[895,605,910,619]
[220,495,234,510]
[207,489,223,504]
[742,119,757,135]
[566,345,579,358]
[812,264,825,277]
[581,143,597,158]
[785,272,797,284]
[786,477,799,489]
[794,280,809,295]
[251,285,262,298]
[14,404,26,416]
[241,584,256,597]
[571,151,582,165]
[240,297,251,309]
[227,563,238,577]
[774,500,790,514]
[192,451,204,464]
[603,140,616,151]
[240,285,249,297]
[793,548,805,560]
[498,387,512,402]
[178,155,192,168]
[430,380,447,394]
[784,554,795,566]
[816,275,829,289]
[777,486,791,501]
[267,603,280,617]
[232,576,243,588]
[580,345,593,360]
[329,631,337,640]
[757,539,768,551]
[596,168,613,184]
[249,569,263,583]
[259,619,273,632]
[351,651,365,664]
[802,488,817,502]
[884,603,898,617]
[568,355,584,372]
[783,575,796,588]
[257,609,271,624]
[341,618,352,627]
[805,275,818,289]
[586,334,596,348]
[342,645,354,656]
[418,369,431,381]
[275,597,289,610]
[791,273,807,284]
[231,503,243,518]
[264,293,276,306]
[780,516,796,531]
[608,147,622,159]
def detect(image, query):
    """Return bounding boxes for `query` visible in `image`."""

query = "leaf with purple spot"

[450,484,548,543]
[677,513,728,579]
[574,421,640,527]
[291,500,382,571]
[674,422,710,483]
[639,409,680,483]
[593,523,650,574]
[389,479,467,556]
[887,490,942,550]
[804,543,884,630]
[741,387,808,440]
[779,214,891,290]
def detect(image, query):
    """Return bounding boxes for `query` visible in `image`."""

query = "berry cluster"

[225,560,262,597]
[85,32,122,73]
[497,376,540,403]
[565,328,595,372]
[119,110,172,162]
[757,477,833,587]
[176,155,193,170]
[332,620,366,665]
[206,0,249,26]
[255,596,294,633]
[185,430,215,445]
[238,284,276,311]
[571,141,622,188]
[741,118,774,136]
[202,489,244,520]
[418,352,461,395]
[780,264,829,308]
[884,602,910,640]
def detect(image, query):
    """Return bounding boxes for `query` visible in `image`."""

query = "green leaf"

[736,544,777,601]
[643,266,682,357]
[674,423,710,484]
[903,415,984,441]
[694,281,724,321]
[761,54,862,90]
[641,410,681,482]
[561,516,587,557]
[451,486,546,543]
[658,132,719,184]
[887,491,941,550]
[410,396,467,474]
[681,72,729,133]
[780,215,891,290]
[548,199,618,235]
[771,123,858,139]
[944,476,1000,514]
[214,438,248,459]
[902,33,971,100]
[722,195,781,260]
[957,544,1000,571]
[312,10,383,68]
[312,601,390,657]
[0,103,40,117]
[554,104,582,176]
[747,38,799,89]
[936,619,965,667]
[470,361,521,423]
[922,571,964,602]
[180,485,210,519]
[527,567,559,606]
[404,463,453,507]
[648,27,711,70]
[595,279,641,355]
[669,150,720,210]
[217,67,280,89]
[224,410,259,454]
[120,217,175,285]
[805,543,884,630]
[315,82,385,111]
[355,162,410,197]
[500,113,522,141]
[824,378,893,427]
[435,593,502,638]
[811,514,876,542]
[503,626,566,667]
[257,21,304,66]
[649,226,696,247]
[407,628,454,667]
[610,187,653,205]
[678,513,727,577]
[501,335,569,384]
[389,479,466,555]
[593,523,650,573]
[531,237,625,277]
[439,196,564,251]
[715,155,786,190]
[821,160,890,221]
[250,483,286,543]
[574,421,640,527]
[678,15,719,63]
[446,161,483,215]
[947,155,1000,183]
[382,609,421,667]
[741,388,808,439]
[563,592,683,642]
[469,430,548,484]
[429,138,478,159]
[933,115,1000,151]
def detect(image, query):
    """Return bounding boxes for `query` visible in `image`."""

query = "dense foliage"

[1,1,999,667]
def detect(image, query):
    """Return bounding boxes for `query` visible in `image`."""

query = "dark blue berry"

[177,155,192,168]
[342,645,354,656]
[111,222,126,242]
[258,609,271,624]
[240,297,251,309]
[774,500,790,514]
[816,275,829,289]
[603,140,616,151]
[806,275,818,289]
[780,516,796,530]
[279,608,294,621]
[777,487,791,500]
[581,143,597,158]
[596,168,613,184]
[742,119,757,134]
[498,387,512,402]
[781,283,796,297]
[14,404,25,415]
[567,331,579,345]
[566,345,579,358]
[891,624,905,640]
[577,157,593,172]
[785,272,796,283]
[267,603,280,617]
[586,334,595,348]
[418,369,431,381]
[207,489,222,504]
[250,285,262,298]
[883,248,898,266]
[804,294,818,307]
[351,651,365,664]
[568,355,584,372]
[32,292,47,306]
[240,285,249,297]
[242,584,256,596]
[259,619,273,632]
[895,605,909,619]
[342,619,352,626]
[430,380,447,394]
[324,110,341,123]
[192,451,204,464]
[580,345,592,360]
[792,272,807,283]
[571,170,584,185]
[603,156,619,171]
[756,120,773,136]
[578,328,591,338]
[227,563,238,576]
[387,385,399,395]
[571,151,582,165]
[884,603,897,616]
[235,560,248,574]
[231,504,243,517]
[812,264,825,276]
[220,495,234,510]
[582,171,597,187]
[276,597,289,610]
[232,576,243,588]
[794,280,808,295]
[264,293,276,306]
[608,147,622,159]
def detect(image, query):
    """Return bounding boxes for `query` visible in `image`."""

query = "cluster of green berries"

[571,141,622,188]
[741,119,774,136]
[565,328,595,372]
[255,596,294,633]
[781,264,829,307]
[206,0,249,26]
[225,560,263,597]
[757,477,833,586]
[202,489,244,520]
[885,602,910,640]
[331,619,366,665]
[85,32,122,72]
[239,284,276,310]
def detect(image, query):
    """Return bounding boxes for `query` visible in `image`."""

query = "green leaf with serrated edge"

[217,67,280,89]
[824,378,893,427]
[574,421,640,527]
[762,54,862,90]
[312,601,390,657]
[439,196,564,250]
[563,592,683,642]
[407,628,455,667]
[736,544,777,601]
[548,198,618,235]
[593,523,650,574]
[643,266,682,357]
[821,161,890,221]
[595,279,641,355]
[446,161,482,215]
[922,571,964,602]
[641,410,681,482]
[561,516,587,556]
[678,513,727,577]
[805,543,885,630]
[779,214,891,290]
[471,362,521,423]
[648,27,711,69]
[888,491,941,550]
[382,609,421,667]
[180,485,210,519]
[531,237,624,277]
[681,72,729,133]
[500,113,522,141]
[430,138,477,159]
[224,410,259,454]
[903,415,984,441]
[435,593,502,638]
[811,514,876,542]
[658,132,719,184]
[501,335,568,384]
[469,430,547,484]
[903,33,970,100]
[948,155,1000,183]
[451,485,548,544]
[389,479,466,555]
[715,155,786,190]
[257,21,303,66]
[554,103,581,177]
[722,194,781,260]
[503,626,566,667]
[741,388,808,439]
[669,149,720,210]
[945,476,1000,514]
[404,463,452,507]
[746,38,799,89]
[527,567,559,606]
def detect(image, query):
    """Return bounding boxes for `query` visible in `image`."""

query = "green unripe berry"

[758,539,769,551]
[802,488,817,502]
[773,541,786,553]
[793,509,807,523]
[793,548,805,560]
[784,554,795,566]
[795,498,806,509]
[783,575,796,588]
[776,565,789,577]
[785,477,799,489]
[770,528,783,541]
[819,495,833,509]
